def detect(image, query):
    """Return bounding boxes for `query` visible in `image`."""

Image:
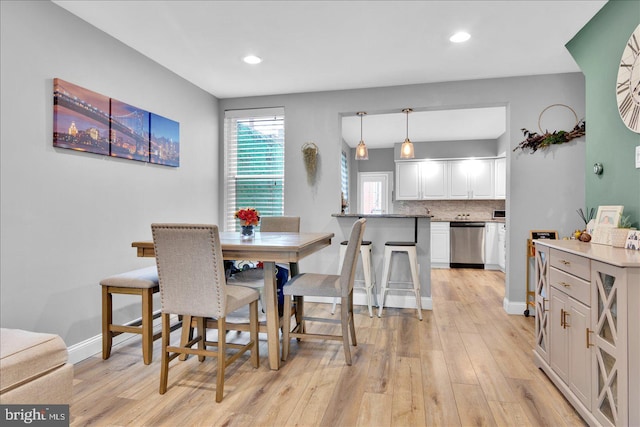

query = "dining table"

[131,231,334,370]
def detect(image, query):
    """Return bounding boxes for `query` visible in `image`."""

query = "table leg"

[263,261,280,370]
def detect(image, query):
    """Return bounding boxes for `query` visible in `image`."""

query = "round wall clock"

[617,24,640,133]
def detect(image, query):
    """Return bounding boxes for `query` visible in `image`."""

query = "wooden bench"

[100,266,160,365]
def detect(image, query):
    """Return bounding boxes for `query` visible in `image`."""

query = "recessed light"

[243,55,262,65]
[450,32,471,43]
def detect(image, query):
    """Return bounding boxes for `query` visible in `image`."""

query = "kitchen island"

[332,213,433,310]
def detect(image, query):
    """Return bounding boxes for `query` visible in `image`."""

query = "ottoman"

[0,328,73,404]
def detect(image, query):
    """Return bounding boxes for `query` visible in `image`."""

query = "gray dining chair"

[281,218,366,365]
[151,223,260,402]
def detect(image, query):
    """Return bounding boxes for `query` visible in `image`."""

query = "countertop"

[431,218,505,223]
[332,213,433,218]
[534,239,640,268]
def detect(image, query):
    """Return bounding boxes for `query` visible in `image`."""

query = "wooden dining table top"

[132,231,334,261]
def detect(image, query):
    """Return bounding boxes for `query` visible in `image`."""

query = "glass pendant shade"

[355,140,368,160]
[399,108,415,159]
[400,138,415,159]
[355,111,368,160]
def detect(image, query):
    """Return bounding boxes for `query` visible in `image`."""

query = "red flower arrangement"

[234,207,260,226]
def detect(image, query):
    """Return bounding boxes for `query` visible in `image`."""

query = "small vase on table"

[241,225,255,240]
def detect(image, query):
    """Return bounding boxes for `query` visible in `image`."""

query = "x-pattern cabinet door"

[535,244,550,363]
[591,261,628,427]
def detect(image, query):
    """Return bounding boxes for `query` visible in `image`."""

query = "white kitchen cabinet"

[421,160,448,199]
[449,159,494,199]
[395,160,447,200]
[484,222,499,270]
[534,240,640,427]
[395,162,421,200]
[430,222,450,268]
[494,157,506,199]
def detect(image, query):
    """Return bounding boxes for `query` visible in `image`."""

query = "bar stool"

[378,241,422,320]
[331,240,375,317]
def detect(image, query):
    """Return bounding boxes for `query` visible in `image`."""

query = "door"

[421,160,448,199]
[549,286,569,382]
[358,172,393,214]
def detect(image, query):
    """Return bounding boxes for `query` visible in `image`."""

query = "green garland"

[513,119,586,153]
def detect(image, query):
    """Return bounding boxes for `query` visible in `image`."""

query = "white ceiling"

[52,0,606,147]
[342,107,507,149]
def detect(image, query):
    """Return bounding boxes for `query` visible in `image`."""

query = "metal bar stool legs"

[377,241,422,320]
[332,241,375,317]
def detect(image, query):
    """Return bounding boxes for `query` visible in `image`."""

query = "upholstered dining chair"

[281,218,366,365]
[151,223,260,402]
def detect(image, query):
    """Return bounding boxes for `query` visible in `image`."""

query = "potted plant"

[611,215,636,248]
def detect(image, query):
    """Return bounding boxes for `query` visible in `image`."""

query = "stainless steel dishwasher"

[450,222,485,268]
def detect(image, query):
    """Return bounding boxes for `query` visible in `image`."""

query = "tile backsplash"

[394,199,506,220]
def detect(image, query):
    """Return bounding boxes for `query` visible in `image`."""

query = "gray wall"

[220,73,586,313]
[0,2,220,349]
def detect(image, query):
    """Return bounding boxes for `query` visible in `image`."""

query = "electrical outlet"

[636,146,640,169]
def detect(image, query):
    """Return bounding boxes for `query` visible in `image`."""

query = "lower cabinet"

[533,240,639,427]
[430,222,450,268]
[548,286,591,408]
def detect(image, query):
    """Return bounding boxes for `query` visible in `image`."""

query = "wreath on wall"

[513,104,586,153]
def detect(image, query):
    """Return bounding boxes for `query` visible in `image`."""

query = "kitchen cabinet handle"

[559,259,571,266]
[586,328,594,348]
[560,309,564,327]
[558,281,571,288]
[563,310,569,329]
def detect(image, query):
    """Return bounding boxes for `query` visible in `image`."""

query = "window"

[357,172,393,214]
[224,108,285,231]
[341,151,349,210]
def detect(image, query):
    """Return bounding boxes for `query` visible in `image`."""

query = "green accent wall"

[566,0,640,227]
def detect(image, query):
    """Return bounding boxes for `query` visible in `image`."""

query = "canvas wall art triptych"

[53,78,180,167]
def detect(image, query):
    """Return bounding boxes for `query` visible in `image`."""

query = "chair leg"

[377,247,392,317]
[407,249,423,321]
[141,288,153,365]
[101,287,112,360]
[159,313,170,394]
[216,317,227,403]
[340,296,352,365]
[361,247,374,317]
[179,315,192,361]
[197,317,206,362]
[249,300,259,368]
[282,295,292,361]
[348,292,357,346]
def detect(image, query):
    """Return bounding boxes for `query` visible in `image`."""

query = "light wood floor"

[71,269,586,426]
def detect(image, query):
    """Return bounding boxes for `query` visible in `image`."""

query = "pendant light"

[400,108,415,159]
[355,111,369,160]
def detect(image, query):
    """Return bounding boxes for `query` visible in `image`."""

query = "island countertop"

[332,213,433,218]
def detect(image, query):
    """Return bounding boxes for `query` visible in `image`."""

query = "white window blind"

[341,150,349,206]
[224,108,285,231]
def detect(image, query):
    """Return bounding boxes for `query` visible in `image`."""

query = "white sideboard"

[533,240,640,427]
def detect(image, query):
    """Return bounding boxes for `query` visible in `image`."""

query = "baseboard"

[503,297,527,315]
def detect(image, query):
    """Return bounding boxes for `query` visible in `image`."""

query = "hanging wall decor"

[52,78,180,167]
[513,104,585,154]
[302,142,318,183]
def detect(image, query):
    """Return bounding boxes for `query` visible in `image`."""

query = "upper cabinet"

[449,159,494,199]
[396,160,448,200]
[494,157,506,199]
[396,158,503,200]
